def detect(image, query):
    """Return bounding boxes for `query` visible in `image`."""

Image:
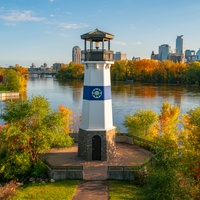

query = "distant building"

[40,63,48,70]
[151,51,159,60]
[151,35,187,63]
[169,53,185,63]
[159,44,172,61]
[176,35,184,54]
[113,51,127,60]
[72,46,81,64]
[132,56,140,61]
[185,49,197,63]
[52,63,62,71]
[196,48,200,60]
[44,63,47,68]
[30,63,36,69]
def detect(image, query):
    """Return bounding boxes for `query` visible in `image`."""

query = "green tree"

[185,62,200,85]
[111,60,127,81]
[141,148,190,200]
[56,62,84,80]
[0,95,73,179]
[3,69,20,91]
[123,109,158,140]
[56,63,68,80]
[180,107,200,199]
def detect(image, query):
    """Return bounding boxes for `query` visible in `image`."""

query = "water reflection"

[27,78,200,132]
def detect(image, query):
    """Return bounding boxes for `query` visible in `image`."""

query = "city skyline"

[0,0,200,67]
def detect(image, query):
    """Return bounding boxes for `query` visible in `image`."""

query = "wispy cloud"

[58,23,89,29]
[130,42,142,45]
[65,11,72,15]
[50,0,55,2]
[0,10,44,22]
[112,41,127,45]
[4,22,16,26]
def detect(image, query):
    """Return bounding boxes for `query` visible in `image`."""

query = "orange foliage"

[14,65,29,75]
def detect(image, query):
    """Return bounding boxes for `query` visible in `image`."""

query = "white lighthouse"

[78,29,116,161]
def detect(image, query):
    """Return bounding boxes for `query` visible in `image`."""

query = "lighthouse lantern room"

[78,28,116,161]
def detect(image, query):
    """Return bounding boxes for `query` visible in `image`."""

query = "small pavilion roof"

[81,28,114,41]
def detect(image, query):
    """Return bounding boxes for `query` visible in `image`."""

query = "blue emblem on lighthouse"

[83,86,111,101]
[92,88,102,98]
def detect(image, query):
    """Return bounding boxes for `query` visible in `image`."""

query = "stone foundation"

[78,127,116,161]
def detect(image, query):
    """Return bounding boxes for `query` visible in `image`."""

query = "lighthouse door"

[92,135,101,160]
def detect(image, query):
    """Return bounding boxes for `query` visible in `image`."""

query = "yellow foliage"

[58,105,73,134]
[158,102,180,144]
[18,76,28,94]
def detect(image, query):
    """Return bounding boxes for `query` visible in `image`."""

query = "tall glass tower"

[176,35,184,54]
[159,44,172,61]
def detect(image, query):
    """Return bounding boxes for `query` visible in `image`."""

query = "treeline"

[56,62,84,80]
[56,60,200,85]
[0,65,28,94]
[124,102,200,199]
[111,59,200,84]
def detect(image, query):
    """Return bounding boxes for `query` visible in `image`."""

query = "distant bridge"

[29,71,57,77]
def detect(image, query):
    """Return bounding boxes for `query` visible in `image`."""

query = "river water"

[27,77,200,132]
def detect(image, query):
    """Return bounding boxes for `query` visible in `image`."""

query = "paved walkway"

[42,143,153,180]
[42,143,153,199]
[72,181,108,200]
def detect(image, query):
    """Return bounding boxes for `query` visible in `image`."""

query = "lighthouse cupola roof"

[81,28,114,42]
[81,28,114,61]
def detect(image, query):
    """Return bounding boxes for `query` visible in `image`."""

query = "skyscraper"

[196,48,200,60]
[159,44,172,61]
[176,35,184,54]
[113,51,127,60]
[72,46,81,64]
[185,49,197,62]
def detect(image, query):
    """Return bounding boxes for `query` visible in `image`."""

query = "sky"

[0,0,200,68]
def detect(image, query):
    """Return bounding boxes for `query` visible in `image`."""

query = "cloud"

[0,10,44,22]
[130,42,142,45]
[4,22,16,26]
[50,0,55,2]
[58,23,89,29]
[65,11,72,15]
[112,41,127,45]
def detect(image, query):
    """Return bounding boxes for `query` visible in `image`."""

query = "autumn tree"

[141,146,189,200]
[157,102,180,147]
[0,67,5,82]
[180,107,200,199]
[0,95,73,179]
[73,63,84,79]
[14,64,29,75]
[56,63,68,80]
[111,60,127,81]
[123,109,158,141]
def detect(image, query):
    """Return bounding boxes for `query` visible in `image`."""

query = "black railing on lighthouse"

[81,49,114,62]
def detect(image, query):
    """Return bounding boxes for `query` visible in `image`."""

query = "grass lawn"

[9,180,79,200]
[108,180,145,200]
